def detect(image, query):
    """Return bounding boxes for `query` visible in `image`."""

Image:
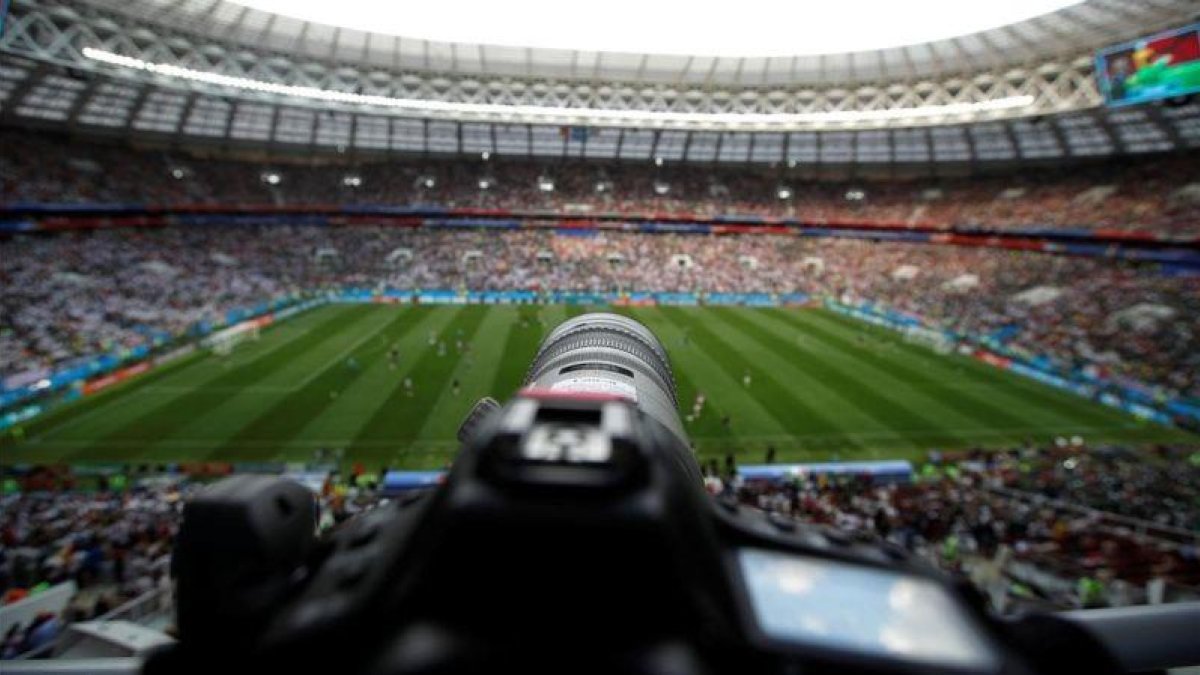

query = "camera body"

[148,391,1118,675]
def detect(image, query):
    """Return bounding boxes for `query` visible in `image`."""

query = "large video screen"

[1096,24,1200,106]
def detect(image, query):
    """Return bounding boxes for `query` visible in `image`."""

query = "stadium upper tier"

[2,131,1197,235]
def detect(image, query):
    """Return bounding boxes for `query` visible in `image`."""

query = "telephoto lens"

[523,312,687,445]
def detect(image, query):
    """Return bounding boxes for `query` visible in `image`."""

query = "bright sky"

[228,0,1083,58]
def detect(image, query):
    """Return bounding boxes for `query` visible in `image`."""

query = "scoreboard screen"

[1096,24,1200,107]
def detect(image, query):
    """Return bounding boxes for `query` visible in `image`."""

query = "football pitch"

[4,304,1195,468]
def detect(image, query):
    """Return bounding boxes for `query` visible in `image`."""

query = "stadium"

[0,0,1199,670]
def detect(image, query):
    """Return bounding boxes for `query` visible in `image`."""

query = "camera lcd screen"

[738,548,998,670]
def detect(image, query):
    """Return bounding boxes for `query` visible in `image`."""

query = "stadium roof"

[72,0,1196,85]
[0,0,1197,159]
[223,0,1086,59]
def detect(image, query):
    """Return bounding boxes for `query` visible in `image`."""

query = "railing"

[96,586,173,626]
[11,586,173,661]
[981,484,1200,548]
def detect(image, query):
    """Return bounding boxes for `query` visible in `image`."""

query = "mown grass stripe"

[144,308,406,459]
[417,306,516,442]
[808,309,1134,429]
[747,309,1009,438]
[769,308,1045,439]
[620,306,735,448]
[709,308,901,436]
[207,307,427,461]
[488,304,562,400]
[658,306,865,450]
[23,306,335,447]
[74,305,372,461]
[290,306,458,452]
[346,306,488,459]
[18,352,204,446]
[716,307,968,449]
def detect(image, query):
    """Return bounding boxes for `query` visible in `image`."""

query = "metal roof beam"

[1089,109,1127,155]
[1144,104,1185,151]
[175,90,199,136]
[0,62,47,124]
[122,83,153,137]
[63,72,103,130]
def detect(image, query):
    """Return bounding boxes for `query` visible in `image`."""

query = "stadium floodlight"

[481,151,490,161]
[262,172,282,185]
[654,157,664,167]
[787,160,798,169]
[478,178,491,190]
[777,187,793,200]
[422,177,436,189]
[171,168,186,180]
[80,47,1038,131]
[653,181,670,195]
[537,177,555,192]
[595,180,612,194]
[343,175,363,187]
[845,189,866,201]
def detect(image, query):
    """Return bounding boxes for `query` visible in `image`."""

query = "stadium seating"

[2,130,1198,235]
[0,470,381,659]
[2,226,1196,402]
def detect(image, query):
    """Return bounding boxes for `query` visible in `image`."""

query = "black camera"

[146,314,1197,675]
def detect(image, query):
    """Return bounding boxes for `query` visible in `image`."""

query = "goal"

[203,321,261,356]
[901,325,956,355]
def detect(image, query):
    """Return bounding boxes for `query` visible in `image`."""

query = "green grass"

[3,304,1195,469]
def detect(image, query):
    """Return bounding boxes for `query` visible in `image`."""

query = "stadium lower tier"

[3,226,1197,409]
[3,304,1196,467]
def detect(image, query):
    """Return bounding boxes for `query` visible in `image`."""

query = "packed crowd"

[2,130,1198,234]
[0,479,187,658]
[3,226,1196,401]
[0,228,298,374]
[990,445,1200,532]
[0,468,389,659]
[716,443,1200,611]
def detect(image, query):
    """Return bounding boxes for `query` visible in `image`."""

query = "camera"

[146,314,1196,675]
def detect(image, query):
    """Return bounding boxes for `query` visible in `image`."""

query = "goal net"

[203,321,261,356]
[901,325,956,355]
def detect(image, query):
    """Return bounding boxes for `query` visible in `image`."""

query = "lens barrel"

[524,313,686,444]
